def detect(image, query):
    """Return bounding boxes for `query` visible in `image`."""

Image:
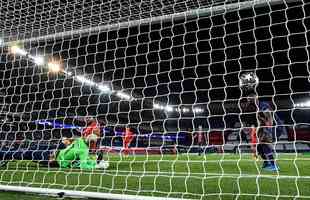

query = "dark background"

[0,0,309,135]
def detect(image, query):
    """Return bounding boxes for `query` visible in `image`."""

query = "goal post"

[0,0,309,199]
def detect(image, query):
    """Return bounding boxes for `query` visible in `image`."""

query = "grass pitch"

[0,153,310,200]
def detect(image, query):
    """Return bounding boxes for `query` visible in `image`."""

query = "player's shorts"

[257,127,273,143]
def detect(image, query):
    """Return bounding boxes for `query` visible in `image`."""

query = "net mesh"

[1,0,262,40]
[0,0,310,199]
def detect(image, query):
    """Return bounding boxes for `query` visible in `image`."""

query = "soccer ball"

[97,160,109,169]
[239,72,259,89]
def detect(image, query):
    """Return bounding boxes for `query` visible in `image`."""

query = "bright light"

[98,84,110,93]
[116,91,131,100]
[63,70,72,76]
[28,55,45,65]
[76,75,95,86]
[295,101,310,108]
[193,108,204,113]
[10,45,27,56]
[0,38,3,47]
[32,56,45,65]
[182,108,190,113]
[153,104,161,109]
[48,62,62,73]
[153,103,166,110]
[165,106,173,112]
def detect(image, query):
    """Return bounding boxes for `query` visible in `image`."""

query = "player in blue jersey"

[245,94,287,172]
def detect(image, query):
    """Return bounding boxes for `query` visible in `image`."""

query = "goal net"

[0,0,309,199]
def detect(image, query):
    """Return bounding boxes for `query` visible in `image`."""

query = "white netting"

[0,0,310,199]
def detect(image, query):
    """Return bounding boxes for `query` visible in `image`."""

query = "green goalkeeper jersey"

[56,138,97,170]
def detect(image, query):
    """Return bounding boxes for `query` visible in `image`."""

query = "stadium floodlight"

[63,70,72,76]
[153,103,161,109]
[182,108,190,113]
[295,101,310,108]
[97,84,111,93]
[47,61,62,73]
[193,108,204,113]
[305,102,310,107]
[116,91,132,100]
[31,56,45,65]
[76,76,95,86]
[9,45,27,56]
[153,104,174,112]
[153,103,166,110]
[165,105,173,112]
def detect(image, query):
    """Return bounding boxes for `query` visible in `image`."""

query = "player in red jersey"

[122,127,135,155]
[248,125,258,160]
[193,126,205,156]
[81,118,102,153]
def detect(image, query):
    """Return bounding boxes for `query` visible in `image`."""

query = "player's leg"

[260,127,279,171]
[122,136,128,155]
[256,143,268,168]
[123,134,134,155]
[258,142,279,171]
[257,128,269,166]
[263,143,279,171]
[250,127,258,160]
[198,143,202,156]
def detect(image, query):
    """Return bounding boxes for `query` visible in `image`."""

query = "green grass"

[0,153,310,199]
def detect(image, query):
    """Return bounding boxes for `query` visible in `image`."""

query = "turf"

[0,153,309,200]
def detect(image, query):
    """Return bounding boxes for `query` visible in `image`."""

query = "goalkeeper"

[0,127,109,170]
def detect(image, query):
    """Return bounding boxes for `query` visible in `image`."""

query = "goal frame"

[0,0,295,199]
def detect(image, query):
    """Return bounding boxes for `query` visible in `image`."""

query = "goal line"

[0,185,187,200]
